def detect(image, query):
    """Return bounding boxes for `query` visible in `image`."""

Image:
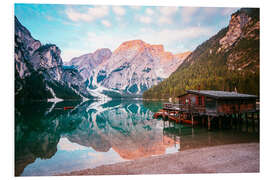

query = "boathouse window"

[198,96,202,105]
[205,98,216,110]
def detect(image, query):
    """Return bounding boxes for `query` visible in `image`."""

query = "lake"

[15,100,259,176]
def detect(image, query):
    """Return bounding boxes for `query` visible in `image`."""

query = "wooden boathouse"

[158,90,259,131]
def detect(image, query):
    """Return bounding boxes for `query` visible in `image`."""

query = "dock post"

[233,114,237,129]
[257,112,260,132]
[191,114,194,127]
[252,112,255,132]
[202,116,205,128]
[162,110,165,119]
[236,113,240,130]
[229,115,233,129]
[245,113,248,132]
[218,116,222,129]
[208,116,211,131]
[240,113,243,131]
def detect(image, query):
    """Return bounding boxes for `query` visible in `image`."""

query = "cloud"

[65,6,109,22]
[138,27,213,47]
[180,7,199,23]
[130,6,140,10]
[46,15,54,21]
[83,26,214,55]
[61,49,89,62]
[112,6,126,16]
[202,7,220,16]
[221,8,239,16]
[158,16,172,25]
[146,8,155,15]
[155,6,179,25]
[138,16,152,24]
[57,138,88,151]
[158,6,179,16]
[87,32,126,52]
[137,27,214,53]
[101,20,111,27]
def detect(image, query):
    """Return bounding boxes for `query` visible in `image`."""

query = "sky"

[14,4,239,62]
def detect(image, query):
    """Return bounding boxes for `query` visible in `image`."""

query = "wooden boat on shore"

[64,106,74,110]
[154,110,198,125]
[153,112,163,119]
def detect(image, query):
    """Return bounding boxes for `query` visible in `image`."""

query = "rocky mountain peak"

[115,40,166,55]
[93,48,112,63]
[113,39,147,54]
[64,38,192,97]
[150,44,164,52]
[114,40,175,64]
[15,16,41,56]
[30,44,63,71]
[219,8,259,52]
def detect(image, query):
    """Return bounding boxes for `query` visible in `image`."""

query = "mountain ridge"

[15,16,190,100]
[66,39,191,97]
[15,16,93,101]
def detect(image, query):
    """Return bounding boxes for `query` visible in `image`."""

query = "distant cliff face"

[218,8,259,73]
[97,40,190,95]
[143,8,260,99]
[68,39,190,97]
[15,17,92,101]
[65,48,112,89]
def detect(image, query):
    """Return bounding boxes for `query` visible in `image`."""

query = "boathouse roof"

[179,90,257,100]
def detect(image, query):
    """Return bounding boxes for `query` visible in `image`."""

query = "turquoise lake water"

[15,100,259,176]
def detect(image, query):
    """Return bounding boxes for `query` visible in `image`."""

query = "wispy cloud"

[221,8,239,16]
[136,7,179,25]
[146,8,155,15]
[138,26,214,47]
[16,4,236,62]
[58,137,88,151]
[130,6,140,10]
[158,6,179,16]
[112,6,126,16]
[180,7,199,23]
[137,15,152,24]
[61,49,90,62]
[202,7,219,15]
[156,6,179,25]
[65,6,109,22]
[101,19,111,27]
[80,26,214,55]
[158,16,172,25]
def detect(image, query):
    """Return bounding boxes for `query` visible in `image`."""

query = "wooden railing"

[163,103,206,113]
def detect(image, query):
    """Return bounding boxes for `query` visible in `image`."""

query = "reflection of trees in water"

[15,100,86,176]
[15,100,175,176]
[162,119,259,152]
[142,100,163,112]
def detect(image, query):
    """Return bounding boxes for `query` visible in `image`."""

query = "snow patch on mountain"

[47,85,63,102]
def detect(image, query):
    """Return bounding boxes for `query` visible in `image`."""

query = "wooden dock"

[154,103,259,131]
[154,90,259,131]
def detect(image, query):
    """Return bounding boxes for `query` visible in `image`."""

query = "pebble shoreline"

[59,143,259,176]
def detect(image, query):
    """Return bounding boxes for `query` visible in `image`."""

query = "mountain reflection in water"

[15,100,259,176]
[15,100,178,176]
